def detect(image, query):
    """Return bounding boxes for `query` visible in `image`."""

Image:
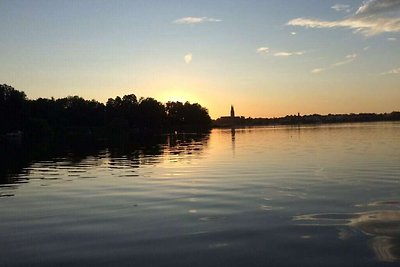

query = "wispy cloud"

[331,4,351,13]
[288,0,400,36]
[291,31,297,35]
[256,47,269,54]
[387,37,397,40]
[381,67,400,74]
[257,47,305,57]
[355,0,400,16]
[332,53,357,66]
[311,68,325,74]
[174,17,222,24]
[184,53,192,64]
[312,54,357,74]
[274,51,305,57]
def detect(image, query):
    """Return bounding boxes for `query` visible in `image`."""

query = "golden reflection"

[231,127,235,156]
[294,208,400,262]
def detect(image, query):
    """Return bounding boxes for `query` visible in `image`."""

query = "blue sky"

[1,0,399,118]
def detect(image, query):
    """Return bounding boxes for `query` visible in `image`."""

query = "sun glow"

[157,89,200,104]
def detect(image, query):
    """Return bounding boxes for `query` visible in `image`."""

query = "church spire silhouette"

[230,105,235,118]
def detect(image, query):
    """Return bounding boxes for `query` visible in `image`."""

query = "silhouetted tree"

[166,101,211,129]
[138,97,166,129]
[0,84,28,134]
[166,101,185,125]
[56,96,105,128]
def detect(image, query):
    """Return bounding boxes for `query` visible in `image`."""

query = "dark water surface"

[1,122,400,266]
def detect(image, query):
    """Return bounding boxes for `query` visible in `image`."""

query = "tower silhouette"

[230,105,235,118]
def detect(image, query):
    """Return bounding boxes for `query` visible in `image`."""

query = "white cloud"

[311,68,325,74]
[274,51,305,57]
[311,54,357,74]
[184,53,192,64]
[355,0,400,16]
[258,47,304,57]
[174,17,222,24]
[387,37,397,40]
[288,0,400,36]
[256,47,269,54]
[288,17,400,36]
[381,67,400,74]
[332,4,351,13]
[291,31,297,35]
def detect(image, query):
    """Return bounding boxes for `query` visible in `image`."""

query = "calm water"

[1,122,400,266]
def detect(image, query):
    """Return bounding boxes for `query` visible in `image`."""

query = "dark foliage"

[166,101,211,130]
[0,84,212,142]
[0,84,28,134]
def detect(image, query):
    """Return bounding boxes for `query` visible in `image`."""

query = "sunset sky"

[1,0,399,118]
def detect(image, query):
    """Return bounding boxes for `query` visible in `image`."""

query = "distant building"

[214,105,244,127]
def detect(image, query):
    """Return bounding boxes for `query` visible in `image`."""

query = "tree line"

[214,112,400,127]
[0,84,212,141]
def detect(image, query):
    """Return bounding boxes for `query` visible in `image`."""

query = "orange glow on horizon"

[156,88,205,106]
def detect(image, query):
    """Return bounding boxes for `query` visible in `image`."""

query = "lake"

[1,122,400,266]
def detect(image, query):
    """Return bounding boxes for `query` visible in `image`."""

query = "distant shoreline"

[213,112,400,128]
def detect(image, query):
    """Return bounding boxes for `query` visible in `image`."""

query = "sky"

[0,0,399,118]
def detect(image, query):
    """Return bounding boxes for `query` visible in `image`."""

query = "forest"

[0,84,212,142]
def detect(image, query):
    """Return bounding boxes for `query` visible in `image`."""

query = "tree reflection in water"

[0,132,210,186]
